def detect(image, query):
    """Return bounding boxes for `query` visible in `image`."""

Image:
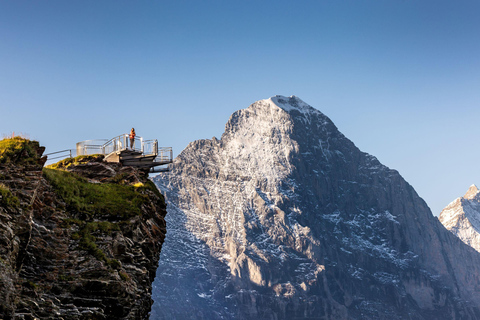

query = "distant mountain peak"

[439,184,480,252]
[464,184,479,200]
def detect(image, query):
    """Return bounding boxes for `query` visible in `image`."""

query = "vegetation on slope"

[0,184,19,207]
[46,154,104,169]
[64,218,122,268]
[43,160,164,269]
[43,168,148,219]
[0,137,39,164]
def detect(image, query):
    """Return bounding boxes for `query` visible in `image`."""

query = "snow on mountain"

[151,96,480,319]
[439,184,480,252]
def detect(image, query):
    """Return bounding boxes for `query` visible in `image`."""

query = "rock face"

[0,138,167,319]
[439,185,480,252]
[152,96,480,319]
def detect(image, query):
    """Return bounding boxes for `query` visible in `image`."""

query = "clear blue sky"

[1,1,479,216]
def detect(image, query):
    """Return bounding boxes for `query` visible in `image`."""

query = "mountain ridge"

[152,96,480,319]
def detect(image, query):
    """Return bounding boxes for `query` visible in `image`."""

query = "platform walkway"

[46,134,173,172]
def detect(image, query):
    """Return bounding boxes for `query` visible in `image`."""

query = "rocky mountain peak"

[223,95,336,141]
[153,96,480,319]
[270,95,316,114]
[464,184,480,200]
[439,184,480,253]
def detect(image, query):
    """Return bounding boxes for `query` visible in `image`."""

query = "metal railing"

[44,149,74,163]
[76,135,163,157]
[75,134,172,160]
[142,139,158,156]
[76,139,109,156]
[46,134,173,166]
[155,147,173,163]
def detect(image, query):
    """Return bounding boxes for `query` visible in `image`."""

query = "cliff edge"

[0,137,167,319]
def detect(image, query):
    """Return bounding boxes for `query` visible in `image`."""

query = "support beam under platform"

[104,149,172,172]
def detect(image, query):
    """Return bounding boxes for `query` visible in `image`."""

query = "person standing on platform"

[129,128,136,150]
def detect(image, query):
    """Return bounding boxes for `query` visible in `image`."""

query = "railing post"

[141,137,144,153]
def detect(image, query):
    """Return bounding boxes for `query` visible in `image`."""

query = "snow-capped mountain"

[151,96,480,319]
[439,185,480,252]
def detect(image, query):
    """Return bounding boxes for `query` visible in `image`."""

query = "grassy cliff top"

[0,137,40,164]
[46,154,105,169]
[43,155,163,220]
[43,167,156,219]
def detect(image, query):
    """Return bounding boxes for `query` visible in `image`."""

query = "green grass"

[47,154,104,169]
[43,162,164,270]
[77,222,122,268]
[58,274,75,282]
[69,219,122,267]
[43,168,149,219]
[119,270,130,281]
[23,280,38,290]
[143,180,164,199]
[0,137,39,164]
[43,167,155,267]
[0,184,19,207]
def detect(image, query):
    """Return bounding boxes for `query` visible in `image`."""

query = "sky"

[1,1,479,216]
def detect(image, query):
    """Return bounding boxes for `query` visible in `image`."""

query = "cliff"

[0,137,167,319]
[152,96,480,319]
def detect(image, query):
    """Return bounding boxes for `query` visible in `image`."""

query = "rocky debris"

[439,184,480,252]
[0,138,167,320]
[152,96,480,319]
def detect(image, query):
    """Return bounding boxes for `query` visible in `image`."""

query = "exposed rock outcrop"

[439,184,480,252]
[0,138,167,319]
[152,96,480,319]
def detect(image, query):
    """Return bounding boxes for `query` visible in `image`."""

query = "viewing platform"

[47,134,173,173]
